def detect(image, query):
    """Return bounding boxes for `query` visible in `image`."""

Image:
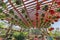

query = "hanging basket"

[56,16,60,19]
[54,19,58,22]
[36,6,40,10]
[35,13,39,16]
[49,27,54,31]
[49,10,55,15]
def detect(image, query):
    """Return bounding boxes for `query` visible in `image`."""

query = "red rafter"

[8,0,30,27]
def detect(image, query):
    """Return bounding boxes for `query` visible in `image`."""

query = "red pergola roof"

[0,0,60,28]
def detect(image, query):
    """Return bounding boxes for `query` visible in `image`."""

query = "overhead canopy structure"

[0,0,60,28]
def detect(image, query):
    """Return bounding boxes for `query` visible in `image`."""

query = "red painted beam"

[22,0,34,27]
[8,0,30,27]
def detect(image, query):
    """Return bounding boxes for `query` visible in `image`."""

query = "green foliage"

[0,9,3,13]
[0,2,6,9]
[15,15,18,19]
[13,32,25,40]
[15,0,22,5]
[22,9,25,13]
[9,10,14,15]
[52,16,57,19]
[25,15,27,18]
[56,8,60,12]
[53,30,60,37]
[5,14,10,17]
[0,22,5,28]
[0,14,6,19]
[42,5,48,11]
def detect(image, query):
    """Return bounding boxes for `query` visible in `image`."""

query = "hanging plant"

[43,22,45,25]
[49,10,55,15]
[49,27,54,31]
[41,13,45,17]
[56,8,60,12]
[0,9,3,13]
[19,19,21,21]
[15,0,22,5]
[27,19,29,21]
[22,9,25,13]
[52,16,57,19]
[52,22,54,24]
[25,15,27,18]
[41,17,44,20]
[40,18,44,24]
[0,1,6,9]
[15,15,18,19]
[9,10,14,15]
[42,5,48,11]
[5,14,9,17]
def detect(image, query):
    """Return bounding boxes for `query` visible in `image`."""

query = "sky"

[51,19,60,28]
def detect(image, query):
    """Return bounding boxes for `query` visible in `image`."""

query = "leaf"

[0,9,3,13]
[0,2,6,9]
[56,8,60,12]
